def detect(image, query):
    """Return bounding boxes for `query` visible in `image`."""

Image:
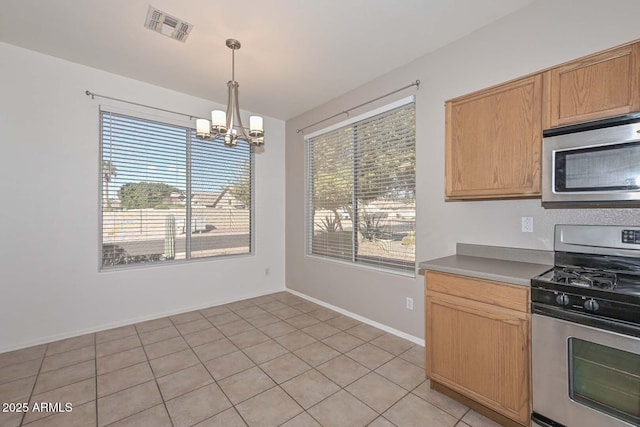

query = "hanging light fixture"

[196,38,264,147]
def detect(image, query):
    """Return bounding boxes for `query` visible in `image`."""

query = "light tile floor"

[0,292,502,427]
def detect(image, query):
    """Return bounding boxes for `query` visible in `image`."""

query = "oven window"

[569,337,640,425]
[555,141,640,192]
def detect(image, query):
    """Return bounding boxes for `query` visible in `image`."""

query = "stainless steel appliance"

[542,113,640,207]
[531,225,640,427]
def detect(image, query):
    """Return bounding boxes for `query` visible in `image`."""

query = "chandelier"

[196,38,264,147]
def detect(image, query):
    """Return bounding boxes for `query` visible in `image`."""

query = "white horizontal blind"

[190,129,252,259]
[307,101,415,272]
[101,110,252,269]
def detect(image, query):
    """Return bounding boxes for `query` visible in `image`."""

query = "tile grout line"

[284,296,435,426]
[21,355,120,398]
[209,296,317,424]
[19,343,49,427]
[344,385,410,425]
[4,293,451,427]
[206,295,331,425]
[168,308,253,427]
[246,297,332,427]
[95,361,155,400]
[456,408,473,426]
[272,324,407,424]
[331,352,414,421]
[365,415,399,427]
[130,324,175,427]
[223,295,312,422]
[407,378,466,421]
[265,297,382,425]
[7,339,111,426]
[105,298,384,424]
[275,298,380,410]
[217,297,298,426]
[243,294,420,425]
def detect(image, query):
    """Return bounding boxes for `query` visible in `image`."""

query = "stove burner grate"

[553,267,618,290]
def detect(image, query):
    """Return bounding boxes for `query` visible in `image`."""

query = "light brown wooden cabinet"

[544,42,640,128]
[445,74,542,200]
[425,271,531,426]
[445,39,640,201]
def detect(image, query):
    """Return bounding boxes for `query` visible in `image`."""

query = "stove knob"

[555,294,570,306]
[584,298,599,312]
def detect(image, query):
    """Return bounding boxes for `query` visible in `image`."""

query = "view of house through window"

[101,110,252,269]
[306,99,416,273]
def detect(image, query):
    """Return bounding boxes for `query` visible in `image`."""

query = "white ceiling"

[0,0,535,119]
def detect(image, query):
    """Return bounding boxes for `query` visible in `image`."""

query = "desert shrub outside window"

[306,97,416,274]
[100,108,253,269]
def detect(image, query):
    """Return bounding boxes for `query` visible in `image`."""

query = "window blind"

[306,101,416,273]
[101,110,252,269]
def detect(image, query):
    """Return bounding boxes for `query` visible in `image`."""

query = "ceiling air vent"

[144,6,192,42]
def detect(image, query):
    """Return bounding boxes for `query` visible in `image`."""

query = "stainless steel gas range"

[531,225,640,427]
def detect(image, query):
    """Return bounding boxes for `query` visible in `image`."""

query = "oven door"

[532,308,640,427]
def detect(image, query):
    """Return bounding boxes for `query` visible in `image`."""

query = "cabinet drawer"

[426,271,529,312]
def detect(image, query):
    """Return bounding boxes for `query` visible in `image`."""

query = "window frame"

[304,96,416,276]
[98,104,255,271]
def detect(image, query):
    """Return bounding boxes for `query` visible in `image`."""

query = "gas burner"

[553,267,618,290]
[532,225,640,328]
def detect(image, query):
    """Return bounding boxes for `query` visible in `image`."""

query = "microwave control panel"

[621,229,640,244]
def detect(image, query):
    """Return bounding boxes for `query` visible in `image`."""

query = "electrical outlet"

[406,297,414,310]
[521,217,534,233]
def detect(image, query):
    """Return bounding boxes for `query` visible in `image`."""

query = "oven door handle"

[531,412,566,427]
[532,303,640,338]
[531,412,565,427]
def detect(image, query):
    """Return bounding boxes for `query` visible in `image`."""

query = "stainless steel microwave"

[542,113,640,207]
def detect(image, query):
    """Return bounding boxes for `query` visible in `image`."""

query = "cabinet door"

[446,74,542,199]
[426,292,530,425]
[544,42,640,127]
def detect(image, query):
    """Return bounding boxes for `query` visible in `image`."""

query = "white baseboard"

[0,286,286,354]
[286,289,425,347]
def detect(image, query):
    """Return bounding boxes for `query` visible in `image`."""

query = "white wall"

[285,0,640,340]
[0,42,286,352]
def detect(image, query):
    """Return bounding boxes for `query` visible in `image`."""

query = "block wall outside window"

[100,110,253,269]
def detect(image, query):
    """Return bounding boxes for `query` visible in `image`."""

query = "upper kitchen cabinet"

[544,42,640,128]
[445,74,542,199]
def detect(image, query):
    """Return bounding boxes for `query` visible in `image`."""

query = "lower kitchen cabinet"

[425,271,531,426]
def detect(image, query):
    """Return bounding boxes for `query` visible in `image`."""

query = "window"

[100,109,252,269]
[306,98,416,273]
